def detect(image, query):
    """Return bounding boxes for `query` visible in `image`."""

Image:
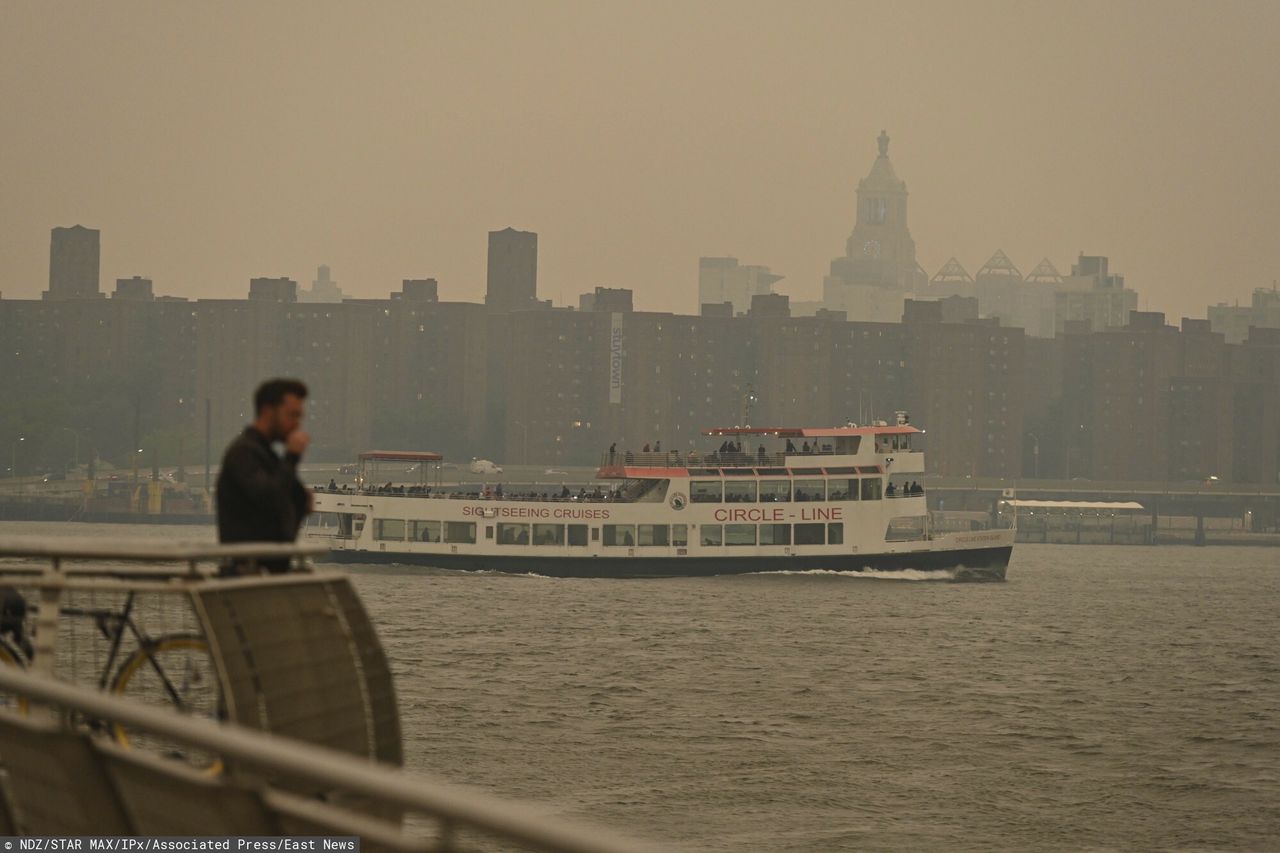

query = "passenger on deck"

[802,441,811,454]
[327,478,337,491]
[785,438,796,453]
[561,485,571,499]
[757,445,766,462]
[642,442,651,453]
[495,483,504,499]
[654,440,662,452]
[608,442,617,463]
[577,487,587,501]
[886,482,897,497]
[911,481,922,495]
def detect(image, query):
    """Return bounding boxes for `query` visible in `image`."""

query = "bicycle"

[0,585,222,769]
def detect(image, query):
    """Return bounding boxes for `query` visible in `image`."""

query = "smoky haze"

[1,0,1277,321]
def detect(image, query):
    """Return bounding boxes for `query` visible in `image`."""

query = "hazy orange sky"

[2,1,1277,322]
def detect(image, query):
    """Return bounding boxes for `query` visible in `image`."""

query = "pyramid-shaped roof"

[932,257,973,283]
[1025,258,1063,283]
[976,249,1023,279]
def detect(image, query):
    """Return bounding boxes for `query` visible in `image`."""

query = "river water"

[3,521,1278,851]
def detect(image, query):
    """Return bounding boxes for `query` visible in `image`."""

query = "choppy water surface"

[4,522,1278,851]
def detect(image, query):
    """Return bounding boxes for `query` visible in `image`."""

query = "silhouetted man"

[216,378,312,576]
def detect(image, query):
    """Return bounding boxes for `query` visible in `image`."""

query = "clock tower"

[825,131,924,298]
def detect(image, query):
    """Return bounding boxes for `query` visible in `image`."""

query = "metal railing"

[0,666,666,853]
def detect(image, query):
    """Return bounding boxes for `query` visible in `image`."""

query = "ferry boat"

[311,416,1014,579]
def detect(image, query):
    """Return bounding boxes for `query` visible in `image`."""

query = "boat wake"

[747,568,959,581]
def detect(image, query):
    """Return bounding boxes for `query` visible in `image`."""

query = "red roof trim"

[703,425,920,437]
[357,450,445,462]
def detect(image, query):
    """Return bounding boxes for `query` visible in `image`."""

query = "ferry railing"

[600,450,840,469]
[0,666,667,853]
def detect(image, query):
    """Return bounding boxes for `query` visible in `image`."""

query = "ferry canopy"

[357,450,444,463]
[703,425,920,438]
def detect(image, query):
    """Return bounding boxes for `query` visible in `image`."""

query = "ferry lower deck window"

[638,524,669,546]
[672,524,688,547]
[410,520,441,542]
[533,523,565,546]
[700,524,723,546]
[724,481,757,503]
[603,524,636,546]
[568,524,589,546]
[497,523,530,545]
[827,522,844,545]
[725,524,756,546]
[827,479,857,501]
[690,480,722,503]
[374,519,406,541]
[758,523,790,545]
[793,479,825,502]
[445,521,476,544]
[794,523,825,545]
[860,478,883,501]
[759,480,791,502]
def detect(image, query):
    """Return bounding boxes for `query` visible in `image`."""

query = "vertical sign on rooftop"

[609,312,624,405]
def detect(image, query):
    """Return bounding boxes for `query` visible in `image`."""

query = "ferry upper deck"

[314,419,927,505]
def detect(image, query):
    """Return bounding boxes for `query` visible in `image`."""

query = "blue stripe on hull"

[322,546,1012,580]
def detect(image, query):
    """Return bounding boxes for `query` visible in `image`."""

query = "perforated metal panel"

[193,575,402,765]
[97,743,278,835]
[0,715,132,834]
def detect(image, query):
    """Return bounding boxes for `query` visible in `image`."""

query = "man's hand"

[285,429,311,457]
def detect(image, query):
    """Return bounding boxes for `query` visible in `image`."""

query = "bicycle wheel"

[109,633,222,770]
[0,637,29,715]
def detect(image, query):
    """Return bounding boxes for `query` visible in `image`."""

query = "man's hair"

[254,378,308,413]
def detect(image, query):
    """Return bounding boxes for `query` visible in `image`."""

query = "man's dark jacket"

[216,427,308,570]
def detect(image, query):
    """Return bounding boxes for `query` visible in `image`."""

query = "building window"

[725,524,756,546]
[672,524,688,547]
[700,525,723,546]
[567,525,589,546]
[860,479,883,501]
[828,523,844,544]
[724,481,757,503]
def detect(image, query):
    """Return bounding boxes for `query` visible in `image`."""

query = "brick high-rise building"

[45,226,101,301]
[485,228,538,312]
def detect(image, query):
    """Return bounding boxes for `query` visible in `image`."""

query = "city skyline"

[2,1,1278,321]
